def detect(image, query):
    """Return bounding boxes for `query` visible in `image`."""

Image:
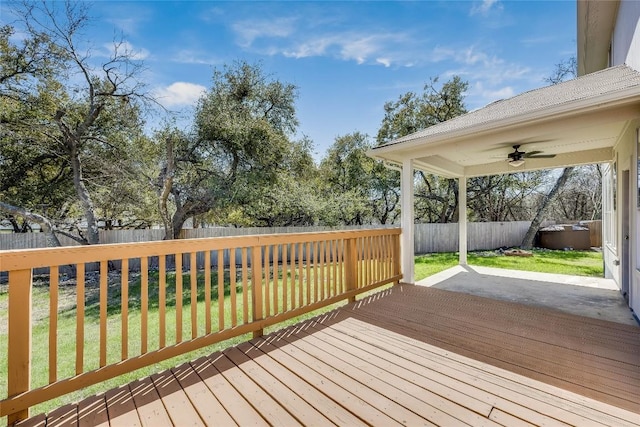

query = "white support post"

[459,176,468,265]
[401,159,415,283]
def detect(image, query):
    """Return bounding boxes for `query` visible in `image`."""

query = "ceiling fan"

[506,144,556,167]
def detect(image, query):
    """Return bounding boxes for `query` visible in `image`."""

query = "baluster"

[159,255,167,348]
[7,268,33,424]
[99,261,108,366]
[49,266,59,384]
[190,252,197,339]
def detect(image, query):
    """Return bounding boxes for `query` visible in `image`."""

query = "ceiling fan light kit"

[504,144,556,168]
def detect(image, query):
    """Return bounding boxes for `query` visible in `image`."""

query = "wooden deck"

[18,285,640,426]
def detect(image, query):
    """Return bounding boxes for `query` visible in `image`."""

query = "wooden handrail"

[0,228,402,424]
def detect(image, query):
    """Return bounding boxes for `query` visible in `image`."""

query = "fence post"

[7,268,33,425]
[344,238,358,303]
[251,246,264,338]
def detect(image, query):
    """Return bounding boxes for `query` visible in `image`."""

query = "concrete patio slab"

[416,265,639,326]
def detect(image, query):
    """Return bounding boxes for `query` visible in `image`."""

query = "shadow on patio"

[417,265,638,326]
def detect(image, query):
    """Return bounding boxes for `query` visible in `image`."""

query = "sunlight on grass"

[414,249,603,281]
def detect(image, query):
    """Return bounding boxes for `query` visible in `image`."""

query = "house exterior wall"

[607,119,640,315]
[633,127,640,315]
[602,163,619,283]
[612,0,640,70]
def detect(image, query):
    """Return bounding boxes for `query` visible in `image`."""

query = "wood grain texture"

[19,284,639,426]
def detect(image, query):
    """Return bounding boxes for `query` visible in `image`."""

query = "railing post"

[7,268,33,425]
[393,233,402,284]
[251,246,264,338]
[344,238,358,303]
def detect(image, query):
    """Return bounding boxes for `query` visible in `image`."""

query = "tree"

[1,1,149,244]
[467,172,547,222]
[521,168,575,249]
[521,56,579,248]
[544,56,577,85]
[151,61,300,238]
[377,76,469,223]
[231,137,321,227]
[377,76,468,144]
[549,164,603,221]
[369,161,400,224]
[318,132,375,225]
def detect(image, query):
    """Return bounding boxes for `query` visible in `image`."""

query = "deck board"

[239,342,367,426]
[252,337,396,425]
[347,286,640,413]
[188,357,267,427]
[288,324,498,426]
[128,377,172,427]
[20,284,640,426]
[151,369,204,426]
[76,395,108,427]
[222,346,332,426]
[104,385,140,427]
[170,362,235,426]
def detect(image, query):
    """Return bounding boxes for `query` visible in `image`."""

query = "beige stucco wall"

[609,119,640,313]
[612,0,640,70]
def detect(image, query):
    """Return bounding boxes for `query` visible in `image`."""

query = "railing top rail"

[0,228,401,271]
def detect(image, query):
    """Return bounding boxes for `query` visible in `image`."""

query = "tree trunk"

[69,147,100,244]
[171,209,188,240]
[521,167,574,249]
[158,138,175,240]
[0,201,61,247]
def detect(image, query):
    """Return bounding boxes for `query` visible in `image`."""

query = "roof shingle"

[382,64,640,147]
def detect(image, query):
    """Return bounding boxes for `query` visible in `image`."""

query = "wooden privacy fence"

[0,228,401,424]
[414,221,538,253]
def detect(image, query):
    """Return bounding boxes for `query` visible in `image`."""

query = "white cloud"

[283,36,335,58]
[477,82,515,100]
[172,50,221,65]
[154,82,207,108]
[275,31,412,67]
[232,17,297,48]
[340,35,387,64]
[229,12,417,67]
[376,58,391,67]
[432,45,531,86]
[470,0,502,16]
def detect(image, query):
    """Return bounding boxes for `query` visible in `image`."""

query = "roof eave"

[577,0,619,76]
[368,85,640,159]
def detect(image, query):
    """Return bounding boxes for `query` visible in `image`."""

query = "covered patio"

[17,283,640,426]
[369,64,640,289]
[419,265,638,326]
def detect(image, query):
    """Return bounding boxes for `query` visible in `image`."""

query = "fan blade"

[525,153,556,159]
[481,139,555,152]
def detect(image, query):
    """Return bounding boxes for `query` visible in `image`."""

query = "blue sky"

[42,1,580,158]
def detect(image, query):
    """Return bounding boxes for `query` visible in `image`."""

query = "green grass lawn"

[415,249,604,281]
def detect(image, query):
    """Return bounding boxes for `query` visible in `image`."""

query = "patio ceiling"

[369,65,640,178]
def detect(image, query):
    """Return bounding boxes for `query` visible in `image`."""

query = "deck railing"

[0,228,401,424]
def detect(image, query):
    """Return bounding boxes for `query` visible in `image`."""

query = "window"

[637,135,640,208]
[603,163,616,249]
[613,161,617,211]
[636,131,640,270]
